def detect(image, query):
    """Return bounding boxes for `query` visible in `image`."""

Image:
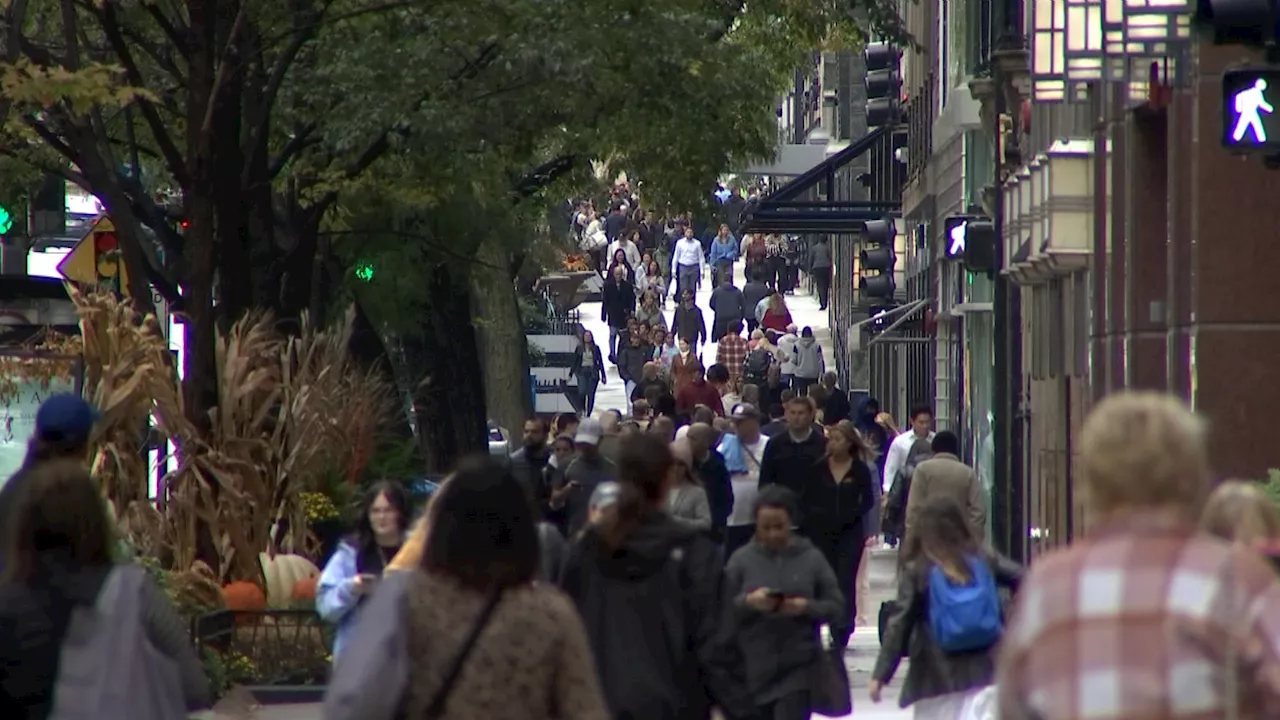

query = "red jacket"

[761,308,793,333]
[676,380,726,416]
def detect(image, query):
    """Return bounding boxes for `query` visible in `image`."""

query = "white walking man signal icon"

[1232,78,1274,144]
[948,221,966,256]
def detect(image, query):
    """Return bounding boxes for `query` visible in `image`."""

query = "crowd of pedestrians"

[4,193,1280,720]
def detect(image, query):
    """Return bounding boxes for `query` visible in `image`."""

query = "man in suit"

[903,431,986,544]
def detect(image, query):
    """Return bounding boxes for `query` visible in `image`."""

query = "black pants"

[814,527,863,649]
[760,690,810,720]
[813,266,831,308]
[746,318,759,335]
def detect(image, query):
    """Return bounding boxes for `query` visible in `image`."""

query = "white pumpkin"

[259,553,320,608]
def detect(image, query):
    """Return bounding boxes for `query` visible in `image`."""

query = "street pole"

[990,0,1027,564]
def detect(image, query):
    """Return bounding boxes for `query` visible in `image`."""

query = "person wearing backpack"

[868,496,1022,717]
[558,433,758,720]
[880,436,933,550]
[0,460,209,718]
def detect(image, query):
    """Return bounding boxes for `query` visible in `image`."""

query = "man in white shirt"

[882,404,936,493]
[719,403,769,558]
[608,231,642,273]
[670,226,705,300]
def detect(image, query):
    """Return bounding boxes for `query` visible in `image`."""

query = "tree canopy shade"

[0,0,905,464]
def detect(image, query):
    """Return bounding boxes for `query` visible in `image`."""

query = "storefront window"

[965,312,995,544]
[0,379,76,484]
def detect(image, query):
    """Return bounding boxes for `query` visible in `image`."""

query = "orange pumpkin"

[222,581,266,625]
[291,575,319,601]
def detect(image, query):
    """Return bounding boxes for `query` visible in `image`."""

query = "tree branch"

[142,1,190,60]
[59,0,80,69]
[266,123,319,182]
[0,148,88,190]
[245,0,334,179]
[319,229,504,271]
[22,117,80,164]
[199,1,251,138]
[96,1,191,187]
[0,0,32,127]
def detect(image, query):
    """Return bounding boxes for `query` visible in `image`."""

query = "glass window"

[966,312,996,544]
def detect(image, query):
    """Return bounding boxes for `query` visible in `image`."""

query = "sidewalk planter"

[535,271,596,312]
[192,609,332,692]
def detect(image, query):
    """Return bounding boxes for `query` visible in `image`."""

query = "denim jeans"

[577,369,599,415]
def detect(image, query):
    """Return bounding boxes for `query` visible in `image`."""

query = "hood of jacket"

[585,513,700,581]
[798,336,816,349]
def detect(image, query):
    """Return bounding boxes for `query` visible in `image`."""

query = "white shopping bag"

[960,685,997,720]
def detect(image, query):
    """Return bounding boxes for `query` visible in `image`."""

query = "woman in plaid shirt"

[996,391,1280,720]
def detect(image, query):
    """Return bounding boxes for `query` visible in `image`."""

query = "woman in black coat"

[797,421,875,651]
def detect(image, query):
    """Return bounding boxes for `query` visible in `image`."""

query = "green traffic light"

[355,263,374,282]
[0,206,12,235]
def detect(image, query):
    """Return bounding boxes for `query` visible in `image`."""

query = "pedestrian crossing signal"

[1222,68,1280,150]
[943,214,996,277]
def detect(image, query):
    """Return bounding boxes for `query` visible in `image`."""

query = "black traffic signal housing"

[1194,0,1277,46]
[859,217,896,300]
[943,214,997,277]
[865,43,902,128]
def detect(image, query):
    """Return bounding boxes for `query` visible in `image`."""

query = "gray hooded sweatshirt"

[723,536,844,704]
[791,336,825,380]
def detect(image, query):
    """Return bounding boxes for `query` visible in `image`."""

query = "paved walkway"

[577,258,837,415]
[212,548,910,720]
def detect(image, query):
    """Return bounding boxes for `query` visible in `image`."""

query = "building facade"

[895,0,1280,560]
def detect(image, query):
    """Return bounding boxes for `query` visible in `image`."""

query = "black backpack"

[742,348,772,387]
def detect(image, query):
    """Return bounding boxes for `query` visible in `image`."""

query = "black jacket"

[673,305,707,346]
[559,515,757,720]
[570,343,608,382]
[617,342,652,383]
[602,278,636,328]
[509,445,552,509]
[757,430,827,497]
[822,387,852,426]
[0,556,211,716]
[695,450,733,531]
[798,458,875,539]
[873,554,1024,708]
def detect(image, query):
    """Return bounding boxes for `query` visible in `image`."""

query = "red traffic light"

[94,231,118,253]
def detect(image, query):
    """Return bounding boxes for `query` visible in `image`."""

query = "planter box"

[193,610,332,687]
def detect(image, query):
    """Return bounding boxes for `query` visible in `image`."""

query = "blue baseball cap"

[34,394,100,443]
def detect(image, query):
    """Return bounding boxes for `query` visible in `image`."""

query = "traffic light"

[354,262,375,282]
[864,42,902,128]
[1222,68,1280,150]
[93,227,124,294]
[859,217,896,300]
[943,214,998,276]
[1195,0,1276,46]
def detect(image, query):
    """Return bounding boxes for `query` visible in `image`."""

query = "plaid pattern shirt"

[714,333,749,387]
[997,512,1280,720]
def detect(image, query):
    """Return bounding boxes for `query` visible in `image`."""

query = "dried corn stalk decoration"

[67,288,396,587]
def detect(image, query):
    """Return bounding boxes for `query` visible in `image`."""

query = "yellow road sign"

[56,215,129,297]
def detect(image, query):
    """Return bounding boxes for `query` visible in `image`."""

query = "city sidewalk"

[578,259,837,415]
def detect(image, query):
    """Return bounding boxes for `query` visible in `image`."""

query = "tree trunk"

[472,241,532,437]
[348,300,414,441]
[410,263,488,474]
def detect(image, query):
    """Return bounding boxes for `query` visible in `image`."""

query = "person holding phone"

[316,481,411,661]
[724,486,844,720]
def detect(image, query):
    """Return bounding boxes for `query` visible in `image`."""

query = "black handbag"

[878,599,900,645]
[809,647,852,716]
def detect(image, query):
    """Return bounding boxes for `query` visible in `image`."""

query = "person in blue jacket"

[708,224,739,287]
[316,480,410,660]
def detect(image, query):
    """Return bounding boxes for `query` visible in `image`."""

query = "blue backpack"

[927,556,1003,653]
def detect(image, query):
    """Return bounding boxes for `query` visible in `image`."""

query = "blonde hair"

[826,420,869,462]
[1077,391,1209,516]
[1200,481,1280,545]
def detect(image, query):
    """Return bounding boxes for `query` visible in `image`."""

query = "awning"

[740,127,901,234]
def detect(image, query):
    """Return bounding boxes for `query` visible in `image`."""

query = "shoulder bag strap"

[424,590,504,719]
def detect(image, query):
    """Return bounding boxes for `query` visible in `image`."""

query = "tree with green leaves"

[0,0,901,469]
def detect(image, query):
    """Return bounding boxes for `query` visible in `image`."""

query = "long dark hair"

[421,455,540,592]
[21,435,88,471]
[3,459,113,583]
[593,433,673,553]
[903,496,982,582]
[347,480,410,552]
